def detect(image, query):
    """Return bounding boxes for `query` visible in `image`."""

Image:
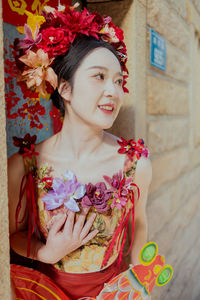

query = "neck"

[56,113,105,160]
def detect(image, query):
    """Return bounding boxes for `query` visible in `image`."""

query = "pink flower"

[17,24,42,51]
[142,147,150,158]
[103,171,133,196]
[111,192,127,210]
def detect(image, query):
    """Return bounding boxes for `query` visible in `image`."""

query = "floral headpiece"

[7,3,128,129]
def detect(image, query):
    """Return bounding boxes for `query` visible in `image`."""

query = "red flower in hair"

[38,27,75,57]
[13,133,37,154]
[55,7,102,39]
[109,22,124,41]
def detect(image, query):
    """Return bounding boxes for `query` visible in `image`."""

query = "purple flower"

[81,182,112,213]
[17,24,42,51]
[42,170,86,212]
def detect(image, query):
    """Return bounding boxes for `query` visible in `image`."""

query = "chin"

[103,123,114,130]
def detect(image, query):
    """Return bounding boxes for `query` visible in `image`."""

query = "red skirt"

[11,264,70,300]
[40,258,127,299]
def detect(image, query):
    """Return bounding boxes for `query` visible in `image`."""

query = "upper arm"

[8,153,27,236]
[134,157,152,224]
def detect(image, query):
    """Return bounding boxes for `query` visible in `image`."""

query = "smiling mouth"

[98,105,114,113]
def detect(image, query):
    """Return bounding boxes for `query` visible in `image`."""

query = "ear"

[57,79,72,102]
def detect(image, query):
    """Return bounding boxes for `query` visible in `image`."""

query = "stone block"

[147,171,193,237]
[148,119,189,154]
[150,218,197,300]
[166,0,188,21]
[149,148,189,194]
[162,228,200,300]
[166,42,190,82]
[147,34,190,82]
[190,146,200,168]
[178,244,200,300]
[147,75,188,115]
[149,164,200,225]
[147,0,190,53]
[188,1,200,32]
[152,188,200,257]
[192,0,200,16]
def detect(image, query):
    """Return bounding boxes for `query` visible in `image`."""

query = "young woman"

[8,4,152,299]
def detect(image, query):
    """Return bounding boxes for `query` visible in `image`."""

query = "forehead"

[79,47,122,72]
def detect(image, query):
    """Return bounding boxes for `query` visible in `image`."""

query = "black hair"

[51,35,120,116]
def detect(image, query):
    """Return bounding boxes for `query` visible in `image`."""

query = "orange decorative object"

[92,242,173,299]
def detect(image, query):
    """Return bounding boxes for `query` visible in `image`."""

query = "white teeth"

[99,105,113,111]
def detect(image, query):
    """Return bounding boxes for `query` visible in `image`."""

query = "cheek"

[118,90,124,105]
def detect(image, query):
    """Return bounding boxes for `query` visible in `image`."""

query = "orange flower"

[19,49,58,96]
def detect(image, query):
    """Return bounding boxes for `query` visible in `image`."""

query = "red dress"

[11,136,149,299]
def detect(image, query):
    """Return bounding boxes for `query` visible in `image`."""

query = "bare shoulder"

[35,133,57,154]
[8,152,25,198]
[8,152,25,178]
[8,153,27,234]
[135,157,152,187]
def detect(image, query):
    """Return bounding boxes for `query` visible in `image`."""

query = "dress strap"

[117,137,150,178]
[106,137,149,266]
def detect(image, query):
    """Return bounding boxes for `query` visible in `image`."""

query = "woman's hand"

[37,208,98,264]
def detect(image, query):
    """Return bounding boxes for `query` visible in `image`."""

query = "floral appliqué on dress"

[36,137,149,273]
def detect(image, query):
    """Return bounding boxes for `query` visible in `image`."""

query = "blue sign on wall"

[150,29,166,71]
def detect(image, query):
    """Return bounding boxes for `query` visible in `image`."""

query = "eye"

[115,78,123,86]
[95,73,105,80]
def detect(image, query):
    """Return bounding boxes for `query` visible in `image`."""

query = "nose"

[103,79,117,97]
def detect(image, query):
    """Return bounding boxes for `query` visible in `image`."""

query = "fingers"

[82,229,99,245]
[80,213,97,240]
[48,214,67,237]
[63,211,75,235]
[73,207,90,238]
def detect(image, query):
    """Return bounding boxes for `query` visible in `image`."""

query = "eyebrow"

[87,66,123,76]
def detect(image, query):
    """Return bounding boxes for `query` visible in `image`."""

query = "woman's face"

[65,47,124,129]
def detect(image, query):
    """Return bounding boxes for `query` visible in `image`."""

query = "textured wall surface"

[0,0,11,298]
[147,1,200,299]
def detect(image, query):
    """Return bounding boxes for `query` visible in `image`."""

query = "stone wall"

[0,0,11,298]
[147,1,200,299]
